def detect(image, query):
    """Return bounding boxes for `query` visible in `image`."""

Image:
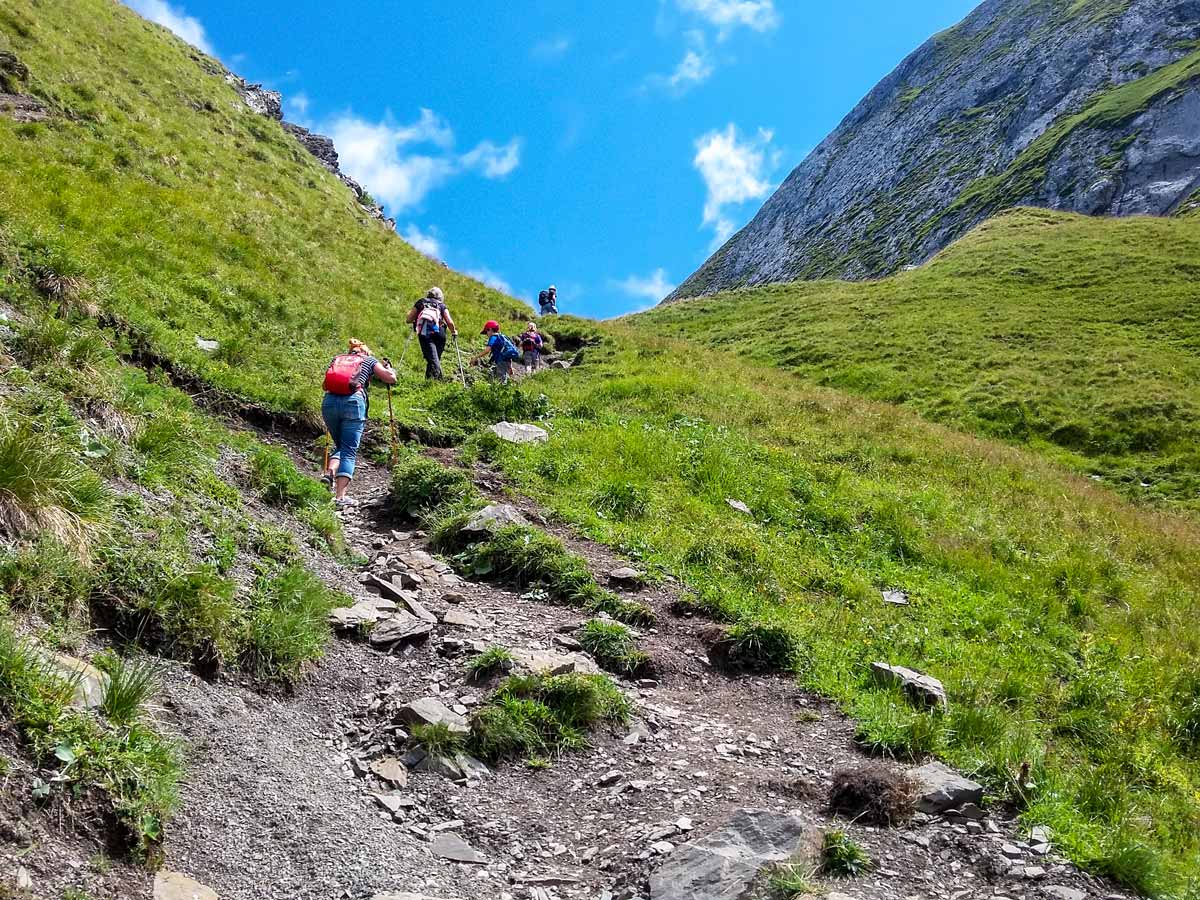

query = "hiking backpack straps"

[323,353,365,395]
[415,299,442,336]
[499,335,522,362]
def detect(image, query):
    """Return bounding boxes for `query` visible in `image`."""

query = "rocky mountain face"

[668,0,1200,301]
[224,72,395,227]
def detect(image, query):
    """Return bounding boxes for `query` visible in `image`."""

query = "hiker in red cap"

[471,320,521,384]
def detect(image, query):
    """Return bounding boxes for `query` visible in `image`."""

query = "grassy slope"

[0,0,529,416]
[641,209,1200,509]
[2,0,1200,894]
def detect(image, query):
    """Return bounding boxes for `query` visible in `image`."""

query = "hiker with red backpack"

[472,320,522,384]
[518,321,543,374]
[404,286,457,380]
[321,338,396,506]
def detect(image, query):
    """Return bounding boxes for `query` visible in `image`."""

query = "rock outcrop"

[668,0,1200,301]
[225,70,394,227]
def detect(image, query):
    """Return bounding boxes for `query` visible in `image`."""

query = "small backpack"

[497,335,521,362]
[415,301,442,336]
[323,353,364,395]
[520,331,540,351]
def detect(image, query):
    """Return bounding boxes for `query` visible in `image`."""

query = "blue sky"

[126,0,979,317]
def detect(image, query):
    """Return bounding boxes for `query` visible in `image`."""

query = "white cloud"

[325,109,521,213]
[531,36,572,61]
[676,0,779,35]
[643,30,713,97]
[467,267,513,296]
[693,124,775,244]
[286,92,310,120]
[402,224,442,259]
[611,268,675,307]
[125,0,213,53]
[460,139,522,179]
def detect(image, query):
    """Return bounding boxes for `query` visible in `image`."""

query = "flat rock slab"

[369,613,433,649]
[154,871,218,900]
[726,498,752,515]
[369,757,409,787]
[649,808,823,900]
[441,607,481,629]
[912,761,984,814]
[609,566,646,588]
[870,661,947,709]
[41,651,108,710]
[462,503,529,538]
[1043,887,1087,900]
[329,601,382,630]
[511,647,600,677]
[430,832,487,864]
[395,697,471,736]
[489,421,549,444]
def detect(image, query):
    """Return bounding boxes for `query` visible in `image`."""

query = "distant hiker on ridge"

[321,338,396,507]
[519,321,544,374]
[405,286,458,380]
[472,320,521,384]
[538,285,559,316]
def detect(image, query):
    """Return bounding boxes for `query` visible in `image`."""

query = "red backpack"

[323,353,365,395]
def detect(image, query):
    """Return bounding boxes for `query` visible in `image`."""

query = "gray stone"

[373,792,416,815]
[1031,824,1053,844]
[194,336,219,352]
[870,662,948,709]
[368,613,433,648]
[41,651,108,710]
[442,607,481,629]
[401,594,438,624]
[329,601,382,630]
[454,753,492,780]
[395,697,471,736]
[912,762,984,814]
[414,753,466,781]
[224,73,282,119]
[552,634,584,652]
[430,832,486,864]
[372,894,456,900]
[154,872,218,900]
[725,498,752,515]
[461,503,529,538]
[489,421,549,444]
[510,647,601,677]
[881,589,909,606]
[648,808,823,900]
[369,757,409,788]
[1044,887,1087,900]
[609,567,646,588]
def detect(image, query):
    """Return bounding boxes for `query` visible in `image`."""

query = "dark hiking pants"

[419,332,447,380]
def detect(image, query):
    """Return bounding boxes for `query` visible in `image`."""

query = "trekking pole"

[451,332,468,387]
[385,385,399,467]
[397,329,414,374]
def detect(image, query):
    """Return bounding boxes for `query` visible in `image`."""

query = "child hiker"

[473,320,521,384]
[518,321,543,374]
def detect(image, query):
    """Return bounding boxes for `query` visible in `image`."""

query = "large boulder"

[911,762,984,814]
[41,651,108,710]
[461,504,528,538]
[395,697,470,736]
[649,808,823,900]
[510,647,601,677]
[870,662,948,709]
[489,422,549,444]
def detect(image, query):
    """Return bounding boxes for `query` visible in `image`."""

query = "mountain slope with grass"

[668,0,1200,300]
[641,207,1200,510]
[2,1,1200,898]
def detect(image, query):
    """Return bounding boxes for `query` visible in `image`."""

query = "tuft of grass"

[465,645,514,682]
[767,862,818,898]
[820,829,872,878]
[0,625,179,857]
[577,619,651,677]
[95,652,160,727]
[708,621,799,672]
[828,763,917,826]
[454,524,655,625]
[240,565,341,682]
[469,672,629,763]
[410,721,466,758]
[389,454,476,518]
[0,417,109,553]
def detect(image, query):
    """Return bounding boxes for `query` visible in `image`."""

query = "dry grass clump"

[828,763,917,826]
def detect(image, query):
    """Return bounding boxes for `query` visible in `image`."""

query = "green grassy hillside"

[639,209,1200,510]
[2,1,1200,895]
